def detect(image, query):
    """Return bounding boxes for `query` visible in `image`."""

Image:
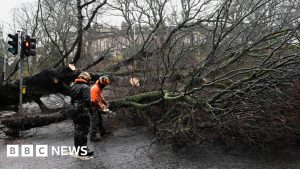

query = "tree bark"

[0,66,81,109]
[1,110,69,131]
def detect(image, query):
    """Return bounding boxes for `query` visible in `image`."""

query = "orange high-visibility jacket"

[90,80,108,110]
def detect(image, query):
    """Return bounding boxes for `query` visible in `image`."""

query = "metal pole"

[18,31,23,115]
[3,55,6,80]
[0,57,4,81]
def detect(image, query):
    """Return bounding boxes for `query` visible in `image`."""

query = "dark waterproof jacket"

[70,79,92,111]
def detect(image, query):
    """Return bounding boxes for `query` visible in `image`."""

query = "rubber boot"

[79,148,94,157]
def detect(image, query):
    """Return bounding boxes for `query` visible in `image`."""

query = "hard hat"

[78,72,91,81]
[99,76,110,86]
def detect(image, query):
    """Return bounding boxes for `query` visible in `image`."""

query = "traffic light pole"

[8,31,35,115]
[18,31,23,115]
[3,56,6,80]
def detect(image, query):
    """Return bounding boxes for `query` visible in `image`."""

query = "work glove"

[103,109,116,119]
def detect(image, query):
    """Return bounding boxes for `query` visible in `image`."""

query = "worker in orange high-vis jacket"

[90,76,111,141]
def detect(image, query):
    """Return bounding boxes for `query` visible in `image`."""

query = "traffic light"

[22,35,36,56]
[8,34,19,55]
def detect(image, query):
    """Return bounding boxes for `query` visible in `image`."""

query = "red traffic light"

[24,41,30,48]
[22,35,36,56]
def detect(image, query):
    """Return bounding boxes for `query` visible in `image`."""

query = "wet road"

[0,121,300,169]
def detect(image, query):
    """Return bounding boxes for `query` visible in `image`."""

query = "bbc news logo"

[7,145,87,157]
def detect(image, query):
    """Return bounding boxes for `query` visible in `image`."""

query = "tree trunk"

[0,66,80,109]
[1,90,163,132]
[1,110,70,131]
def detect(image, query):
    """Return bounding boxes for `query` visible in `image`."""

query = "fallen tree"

[0,89,165,131]
[1,110,69,131]
[0,66,79,109]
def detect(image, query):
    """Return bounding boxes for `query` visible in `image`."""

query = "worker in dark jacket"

[70,72,94,156]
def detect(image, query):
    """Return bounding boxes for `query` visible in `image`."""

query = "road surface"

[0,121,299,169]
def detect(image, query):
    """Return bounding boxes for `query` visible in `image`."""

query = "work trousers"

[72,110,90,150]
[90,104,105,135]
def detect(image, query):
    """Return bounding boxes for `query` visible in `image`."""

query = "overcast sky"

[0,0,35,34]
[0,0,31,24]
[0,0,123,34]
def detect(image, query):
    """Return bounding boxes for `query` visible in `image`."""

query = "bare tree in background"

[106,0,300,146]
[0,0,109,111]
